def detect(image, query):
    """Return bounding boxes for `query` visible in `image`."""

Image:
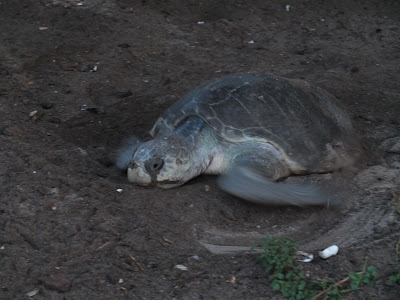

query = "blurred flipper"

[115,136,142,170]
[218,166,340,206]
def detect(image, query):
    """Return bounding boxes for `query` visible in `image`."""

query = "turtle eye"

[152,160,163,171]
[145,158,164,173]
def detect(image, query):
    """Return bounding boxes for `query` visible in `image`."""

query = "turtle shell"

[150,73,360,172]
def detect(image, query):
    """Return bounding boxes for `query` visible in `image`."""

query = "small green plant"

[254,236,378,300]
[310,279,343,299]
[348,265,378,290]
[254,236,296,273]
[389,271,400,285]
[253,236,316,299]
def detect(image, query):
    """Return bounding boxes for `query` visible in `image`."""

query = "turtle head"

[127,135,197,188]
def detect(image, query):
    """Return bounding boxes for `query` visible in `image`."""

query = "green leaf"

[367,266,376,272]
[350,280,360,290]
[272,281,281,291]
[388,271,400,284]
[298,280,306,291]
[348,272,360,280]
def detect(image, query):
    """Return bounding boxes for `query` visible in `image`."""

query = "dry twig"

[130,255,145,271]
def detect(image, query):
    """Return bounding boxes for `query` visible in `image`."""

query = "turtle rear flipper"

[218,166,340,206]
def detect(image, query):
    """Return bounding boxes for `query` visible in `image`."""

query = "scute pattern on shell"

[150,73,359,173]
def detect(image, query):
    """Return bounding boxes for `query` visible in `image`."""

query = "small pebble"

[226,276,236,283]
[174,264,188,271]
[41,102,54,109]
[77,147,88,156]
[319,245,339,259]
[26,289,39,297]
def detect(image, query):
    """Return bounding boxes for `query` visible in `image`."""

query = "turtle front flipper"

[115,136,142,170]
[216,141,340,206]
[218,166,339,206]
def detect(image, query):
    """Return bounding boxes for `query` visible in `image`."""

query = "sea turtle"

[117,73,360,206]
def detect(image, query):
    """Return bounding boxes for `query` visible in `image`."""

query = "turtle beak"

[127,162,152,186]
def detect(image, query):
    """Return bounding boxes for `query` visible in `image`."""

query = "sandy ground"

[0,0,399,299]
